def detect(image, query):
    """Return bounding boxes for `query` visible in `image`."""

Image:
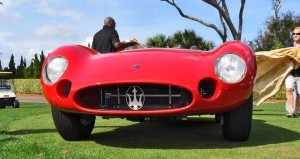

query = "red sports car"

[41,40,256,141]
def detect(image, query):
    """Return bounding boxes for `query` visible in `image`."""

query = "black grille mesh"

[77,84,192,111]
[0,97,15,107]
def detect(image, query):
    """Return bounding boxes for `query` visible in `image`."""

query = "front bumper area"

[0,97,15,107]
[43,78,253,117]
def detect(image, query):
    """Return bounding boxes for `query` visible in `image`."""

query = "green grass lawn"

[0,102,299,159]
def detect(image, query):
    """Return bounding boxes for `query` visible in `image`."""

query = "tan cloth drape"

[254,47,300,106]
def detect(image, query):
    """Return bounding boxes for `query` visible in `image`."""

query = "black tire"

[215,114,222,123]
[222,93,253,141]
[126,117,145,122]
[51,106,95,141]
[13,100,19,108]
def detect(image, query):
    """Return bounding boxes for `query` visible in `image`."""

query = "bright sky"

[0,0,299,67]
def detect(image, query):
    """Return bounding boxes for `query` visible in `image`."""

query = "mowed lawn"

[0,102,299,159]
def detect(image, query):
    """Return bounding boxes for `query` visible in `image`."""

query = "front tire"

[13,100,19,108]
[51,106,95,141]
[215,114,221,123]
[222,93,253,141]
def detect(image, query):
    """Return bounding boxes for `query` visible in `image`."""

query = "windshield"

[0,79,14,91]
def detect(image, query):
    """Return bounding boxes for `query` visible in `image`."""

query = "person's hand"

[130,37,143,46]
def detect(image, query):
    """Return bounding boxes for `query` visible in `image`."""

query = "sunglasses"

[293,33,300,35]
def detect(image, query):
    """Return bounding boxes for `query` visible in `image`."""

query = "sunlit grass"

[0,102,299,159]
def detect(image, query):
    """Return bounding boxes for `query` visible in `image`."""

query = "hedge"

[271,85,286,100]
[14,79,43,95]
[11,79,287,100]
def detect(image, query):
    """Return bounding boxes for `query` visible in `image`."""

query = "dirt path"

[16,94,48,103]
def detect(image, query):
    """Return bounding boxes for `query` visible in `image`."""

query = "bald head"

[104,17,116,28]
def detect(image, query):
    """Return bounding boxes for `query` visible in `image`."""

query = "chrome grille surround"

[76,84,193,111]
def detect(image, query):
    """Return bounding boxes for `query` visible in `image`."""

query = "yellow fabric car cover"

[254,47,300,106]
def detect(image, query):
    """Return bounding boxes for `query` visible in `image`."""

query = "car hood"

[0,90,16,98]
[42,41,256,88]
[60,48,215,87]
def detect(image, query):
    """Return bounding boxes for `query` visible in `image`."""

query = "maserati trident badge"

[133,64,140,69]
[126,86,145,110]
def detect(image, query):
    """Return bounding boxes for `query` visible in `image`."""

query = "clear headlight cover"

[215,53,246,83]
[44,56,68,85]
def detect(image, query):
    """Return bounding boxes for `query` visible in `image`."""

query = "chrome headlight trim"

[215,53,246,84]
[43,56,68,85]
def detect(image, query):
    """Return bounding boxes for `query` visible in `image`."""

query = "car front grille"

[0,97,15,107]
[75,84,192,111]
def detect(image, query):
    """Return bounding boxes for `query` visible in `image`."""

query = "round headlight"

[44,56,68,85]
[215,53,246,83]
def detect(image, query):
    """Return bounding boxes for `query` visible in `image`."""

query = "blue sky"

[0,0,299,67]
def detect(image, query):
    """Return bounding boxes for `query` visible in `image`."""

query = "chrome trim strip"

[169,85,172,105]
[105,94,181,98]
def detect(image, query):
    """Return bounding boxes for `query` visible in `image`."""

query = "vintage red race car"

[41,40,256,141]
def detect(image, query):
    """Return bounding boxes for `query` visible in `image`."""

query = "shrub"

[11,79,287,99]
[271,85,286,100]
[14,79,42,94]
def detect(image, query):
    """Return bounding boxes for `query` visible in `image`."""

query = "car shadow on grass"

[90,118,300,149]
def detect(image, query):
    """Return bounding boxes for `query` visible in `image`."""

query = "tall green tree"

[0,60,2,71]
[249,11,300,51]
[16,56,25,78]
[33,53,40,78]
[24,61,34,79]
[39,50,46,69]
[23,58,27,68]
[249,0,300,51]
[8,54,16,78]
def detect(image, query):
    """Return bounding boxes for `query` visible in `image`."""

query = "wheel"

[51,106,95,141]
[13,100,20,108]
[126,117,145,122]
[222,93,253,141]
[215,114,222,123]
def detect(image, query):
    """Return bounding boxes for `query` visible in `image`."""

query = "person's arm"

[91,37,97,50]
[114,40,140,51]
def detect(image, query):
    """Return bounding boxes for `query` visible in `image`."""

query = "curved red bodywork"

[41,41,256,117]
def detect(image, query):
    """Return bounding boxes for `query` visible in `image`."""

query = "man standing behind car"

[285,26,300,117]
[92,16,139,53]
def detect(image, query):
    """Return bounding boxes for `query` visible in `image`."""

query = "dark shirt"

[92,25,120,53]
[291,68,300,77]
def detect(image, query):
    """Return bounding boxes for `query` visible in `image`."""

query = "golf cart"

[0,72,19,108]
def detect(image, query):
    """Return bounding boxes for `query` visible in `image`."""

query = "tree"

[8,54,16,78]
[170,29,214,50]
[0,60,2,71]
[24,58,27,68]
[39,50,45,69]
[161,0,246,42]
[16,56,26,78]
[249,11,300,51]
[24,61,34,79]
[272,0,281,20]
[3,67,9,72]
[146,34,170,48]
[33,53,40,78]
[146,29,215,50]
